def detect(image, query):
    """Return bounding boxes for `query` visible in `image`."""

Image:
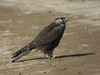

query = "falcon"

[12,15,68,62]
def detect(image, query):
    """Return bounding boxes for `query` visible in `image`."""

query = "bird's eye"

[61,18,63,20]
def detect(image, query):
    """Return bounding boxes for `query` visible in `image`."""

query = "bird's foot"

[45,55,56,59]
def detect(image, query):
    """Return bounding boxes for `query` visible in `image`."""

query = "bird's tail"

[11,43,35,63]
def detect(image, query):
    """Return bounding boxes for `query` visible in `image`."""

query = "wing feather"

[32,23,64,46]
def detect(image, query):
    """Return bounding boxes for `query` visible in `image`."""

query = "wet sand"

[0,0,100,75]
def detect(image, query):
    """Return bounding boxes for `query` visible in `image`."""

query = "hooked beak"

[65,17,69,21]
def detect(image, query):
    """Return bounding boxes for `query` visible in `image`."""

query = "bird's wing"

[32,23,64,46]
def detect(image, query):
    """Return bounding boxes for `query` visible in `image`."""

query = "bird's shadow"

[16,53,95,62]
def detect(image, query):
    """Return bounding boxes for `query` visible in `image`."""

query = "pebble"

[62,68,67,71]
[19,73,21,75]
[84,27,89,30]
[59,60,61,62]
[44,72,46,74]
[49,11,51,14]
[79,70,81,74]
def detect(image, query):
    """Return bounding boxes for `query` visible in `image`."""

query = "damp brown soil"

[0,0,100,75]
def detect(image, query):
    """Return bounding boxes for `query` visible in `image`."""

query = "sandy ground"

[0,0,100,75]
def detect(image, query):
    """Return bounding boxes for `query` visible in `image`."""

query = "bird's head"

[54,15,68,24]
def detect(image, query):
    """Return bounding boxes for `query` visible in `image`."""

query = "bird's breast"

[61,24,65,27]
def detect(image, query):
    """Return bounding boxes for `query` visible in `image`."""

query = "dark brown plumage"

[12,15,68,62]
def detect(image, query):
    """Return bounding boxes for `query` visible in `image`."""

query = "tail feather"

[12,50,31,63]
[12,43,35,63]
[12,48,27,58]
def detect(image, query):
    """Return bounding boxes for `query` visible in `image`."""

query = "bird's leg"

[45,54,56,59]
[45,54,53,59]
[45,49,55,59]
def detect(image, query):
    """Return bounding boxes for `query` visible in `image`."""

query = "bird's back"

[31,22,65,47]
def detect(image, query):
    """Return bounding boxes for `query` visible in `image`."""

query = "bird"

[11,15,68,62]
